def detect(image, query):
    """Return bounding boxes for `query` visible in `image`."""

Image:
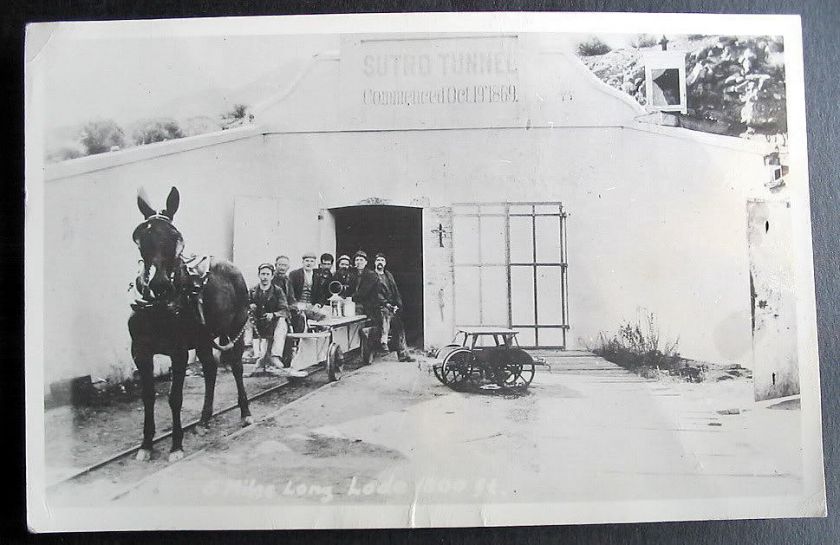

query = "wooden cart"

[432,327,537,390]
[286,315,369,381]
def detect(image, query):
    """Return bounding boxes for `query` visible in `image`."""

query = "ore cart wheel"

[518,361,535,387]
[441,349,473,389]
[435,343,462,359]
[327,343,344,382]
[433,345,463,385]
[498,360,524,388]
[512,350,536,387]
[433,364,446,384]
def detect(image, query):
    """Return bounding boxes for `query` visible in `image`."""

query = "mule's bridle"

[133,214,185,258]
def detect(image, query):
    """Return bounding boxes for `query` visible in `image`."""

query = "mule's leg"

[133,347,156,462]
[223,342,253,426]
[195,344,217,436]
[167,348,189,461]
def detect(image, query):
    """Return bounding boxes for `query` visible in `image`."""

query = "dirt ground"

[44,358,326,485]
[47,351,803,521]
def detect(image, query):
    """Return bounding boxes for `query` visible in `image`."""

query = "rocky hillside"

[578,35,787,139]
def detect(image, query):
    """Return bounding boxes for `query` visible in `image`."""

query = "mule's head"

[132,187,183,300]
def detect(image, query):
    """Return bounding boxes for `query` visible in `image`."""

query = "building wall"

[43,131,277,387]
[40,34,787,390]
[255,127,775,366]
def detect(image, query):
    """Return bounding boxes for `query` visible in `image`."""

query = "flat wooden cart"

[286,315,369,381]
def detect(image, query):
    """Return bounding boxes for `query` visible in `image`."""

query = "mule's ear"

[137,188,156,219]
[163,187,180,219]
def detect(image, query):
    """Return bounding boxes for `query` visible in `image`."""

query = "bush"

[577,36,612,57]
[80,119,125,155]
[631,34,660,49]
[592,311,683,375]
[132,118,185,146]
[221,103,251,128]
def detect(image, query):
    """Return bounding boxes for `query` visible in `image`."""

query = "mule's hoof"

[135,448,152,462]
[195,423,209,436]
[242,415,255,427]
[168,449,185,462]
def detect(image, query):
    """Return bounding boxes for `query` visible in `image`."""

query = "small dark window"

[651,68,681,106]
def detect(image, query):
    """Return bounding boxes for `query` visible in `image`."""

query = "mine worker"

[248,263,299,375]
[289,251,329,309]
[314,252,335,306]
[272,255,295,301]
[273,255,291,282]
[372,253,414,362]
[351,250,379,319]
[332,254,355,297]
[271,253,306,354]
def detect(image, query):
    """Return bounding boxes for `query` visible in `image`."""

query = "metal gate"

[451,202,569,348]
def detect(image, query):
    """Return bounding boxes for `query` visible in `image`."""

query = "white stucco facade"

[41,33,792,393]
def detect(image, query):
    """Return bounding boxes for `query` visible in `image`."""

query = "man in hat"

[248,263,303,376]
[272,255,295,301]
[372,253,414,362]
[314,253,335,306]
[351,250,380,320]
[289,251,329,309]
[332,254,355,298]
[271,254,302,360]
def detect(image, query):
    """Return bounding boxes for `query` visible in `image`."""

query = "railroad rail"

[46,361,333,491]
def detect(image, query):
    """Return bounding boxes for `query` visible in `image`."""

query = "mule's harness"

[130,213,250,351]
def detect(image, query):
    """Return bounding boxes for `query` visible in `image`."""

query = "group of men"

[248,250,414,376]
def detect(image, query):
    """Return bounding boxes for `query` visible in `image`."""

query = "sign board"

[340,34,528,130]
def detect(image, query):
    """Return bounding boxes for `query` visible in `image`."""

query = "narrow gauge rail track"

[47,359,366,493]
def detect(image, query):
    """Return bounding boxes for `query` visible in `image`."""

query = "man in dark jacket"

[351,250,380,319]
[313,253,335,306]
[272,255,296,301]
[372,252,414,362]
[332,254,355,298]
[249,263,302,375]
[288,251,330,308]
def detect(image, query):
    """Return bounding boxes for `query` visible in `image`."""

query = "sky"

[41,32,337,130]
[34,27,691,133]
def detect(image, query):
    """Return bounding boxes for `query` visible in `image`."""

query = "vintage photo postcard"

[25,12,826,531]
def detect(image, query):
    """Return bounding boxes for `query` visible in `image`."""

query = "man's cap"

[320,253,334,262]
[302,251,317,259]
[337,254,351,265]
[354,250,368,260]
[258,262,275,273]
[375,252,387,260]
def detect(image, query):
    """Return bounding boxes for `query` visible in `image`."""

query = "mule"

[128,186,253,462]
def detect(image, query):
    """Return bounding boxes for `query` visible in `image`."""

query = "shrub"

[631,34,660,49]
[221,103,251,128]
[592,311,683,375]
[132,118,185,146]
[577,36,612,57]
[79,119,125,155]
